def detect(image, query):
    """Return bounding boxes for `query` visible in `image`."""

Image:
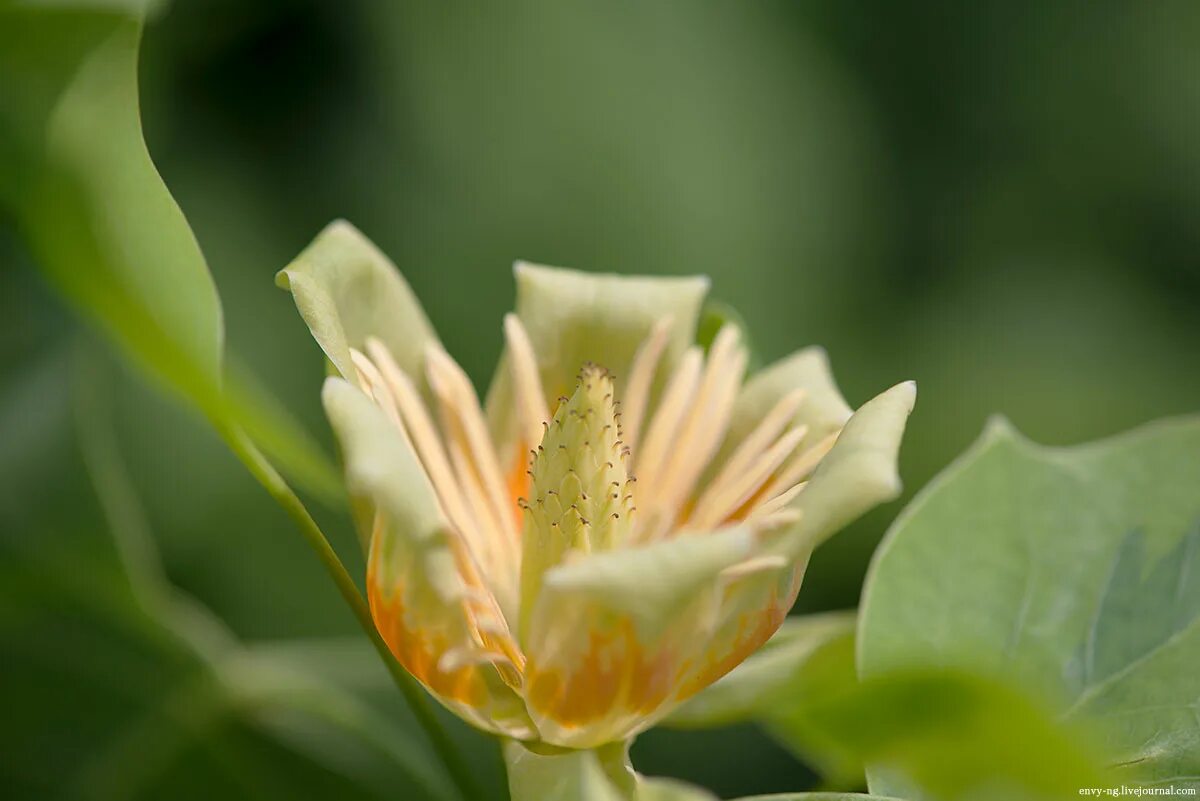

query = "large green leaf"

[0,2,339,500]
[859,416,1200,796]
[0,4,222,406]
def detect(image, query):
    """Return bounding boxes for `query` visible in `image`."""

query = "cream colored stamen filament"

[630,347,704,538]
[689,424,808,530]
[759,429,840,502]
[746,480,807,523]
[620,316,673,454]
[503,314,549,451]
[426,344,520,543]
[644,325,747,539]
[350,348,416,453]
[364,339,519,619]
[701,388,807,502]
[424,346,522,616]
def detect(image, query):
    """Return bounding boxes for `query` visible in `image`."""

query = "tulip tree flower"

[278,221,914,790]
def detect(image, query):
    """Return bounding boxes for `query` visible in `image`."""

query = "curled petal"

[777,380,917,557]
[276,220,439,386]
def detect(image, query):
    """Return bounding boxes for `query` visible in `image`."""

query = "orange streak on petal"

[367,562,489,708]
[677,588,787,700]
[507,438,532,532]
[525,618,681,729]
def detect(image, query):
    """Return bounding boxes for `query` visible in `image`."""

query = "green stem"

[220,424,482,801]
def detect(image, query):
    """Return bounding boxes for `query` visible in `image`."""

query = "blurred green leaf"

[787,668,1102,801]
[224,358,343,503]
[0,350,449,800]
[0,2,339,502]
[755,624,861,785]
[217,640,453,801]
[0,4,222,405]
[666,610,1102,799]
[860,416,1200,797]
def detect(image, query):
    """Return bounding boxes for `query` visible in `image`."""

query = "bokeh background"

[3,1,1198,798]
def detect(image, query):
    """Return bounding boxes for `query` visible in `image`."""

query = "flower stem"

[220,423,483,801]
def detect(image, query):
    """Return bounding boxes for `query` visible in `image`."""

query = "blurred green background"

[2,1,1198,798]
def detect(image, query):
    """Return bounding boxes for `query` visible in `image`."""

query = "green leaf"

[667,612,1100,799]
[0,350,455,800]
[859,416,1200,796]
[785,668,1101,801]
[1,6,222,404]
[0,4,340,502]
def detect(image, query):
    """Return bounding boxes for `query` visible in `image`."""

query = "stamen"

[633,346,704,504]
[753,508,802,530]
[350,347,415,451]
[503,314,550,450]
[747,480,807,521]
[426,344,521,546]
[690,424,808,529]
[759,429,840,501]
[650,326,747,531]
[367,339,519,622]
[720,554,789,581]
[701,388,807,504]
[365,341,486,556]
[621,316,673,454]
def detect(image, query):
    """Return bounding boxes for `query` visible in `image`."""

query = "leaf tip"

[981,414,1021,445]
